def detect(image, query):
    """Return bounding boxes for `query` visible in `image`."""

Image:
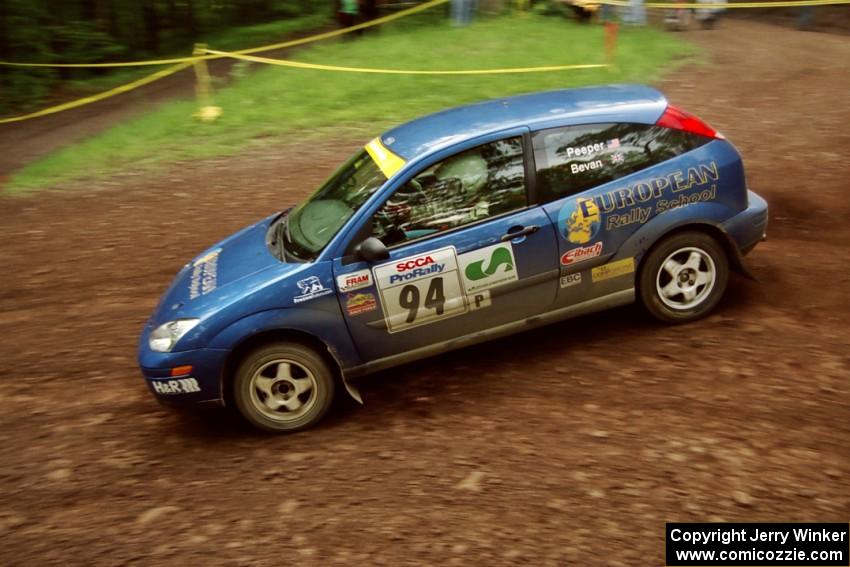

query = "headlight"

[148,319,200,353]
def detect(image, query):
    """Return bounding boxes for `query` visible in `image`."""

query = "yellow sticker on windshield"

[365,137,406,179]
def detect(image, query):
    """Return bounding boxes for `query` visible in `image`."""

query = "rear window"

[532,123,710,203]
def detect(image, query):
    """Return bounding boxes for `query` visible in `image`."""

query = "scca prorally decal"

[337,269,372,293]
[373,247,467,333]
[561,242,603,266]
[151,377,201,395]
[591,258,635,283]
[389,255,444,285]
[189,249,220,300]
[346,292,378,316]
[293,276,333,304]
[459,242,518,294]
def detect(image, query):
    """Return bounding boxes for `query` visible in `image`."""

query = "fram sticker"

[459,243,518,294]
[337,269,372,293]
[591,258,635,282]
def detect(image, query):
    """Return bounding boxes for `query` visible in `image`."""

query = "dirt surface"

[0,19,848,566]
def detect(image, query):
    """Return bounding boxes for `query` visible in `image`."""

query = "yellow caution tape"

[0,62,192,124]
[0,0,450,123]
[205,48,609,75]
[0,55,202,69]
[595,0,850,7]
[0,0,451,69]
[366,137,407,178]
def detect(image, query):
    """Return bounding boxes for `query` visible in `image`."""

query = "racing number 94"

[399,277,446,323]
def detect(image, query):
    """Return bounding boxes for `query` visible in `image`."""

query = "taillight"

[656,104,723,140]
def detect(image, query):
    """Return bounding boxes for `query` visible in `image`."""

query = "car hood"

[150,213,299,325]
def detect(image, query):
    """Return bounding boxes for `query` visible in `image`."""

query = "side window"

[532,123,710,203]
[371,137,527,247]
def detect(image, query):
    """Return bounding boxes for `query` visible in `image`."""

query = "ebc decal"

[560,272,582,288]
[373,247,468,333]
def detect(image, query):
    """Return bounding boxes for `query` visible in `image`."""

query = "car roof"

[380,84,668,161]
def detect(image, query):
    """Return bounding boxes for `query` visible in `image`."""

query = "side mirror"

[355,237,390,263]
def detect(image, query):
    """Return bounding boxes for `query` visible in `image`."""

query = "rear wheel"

[233,342,335,433]
[639,231,729,324]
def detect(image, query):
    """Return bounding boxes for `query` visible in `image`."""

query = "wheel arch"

[220,328,359,407]
[613,204,752,279]
[638,222,749,279]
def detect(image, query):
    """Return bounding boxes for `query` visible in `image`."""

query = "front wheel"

[233,343,335,433]
[639,231,729,324]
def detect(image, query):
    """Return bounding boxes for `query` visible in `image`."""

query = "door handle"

[500,225,539,242]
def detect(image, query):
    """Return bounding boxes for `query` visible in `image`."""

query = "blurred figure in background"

[337,0,360,32]
[664,0,692,30]
[452,0,477,26]
[797,5,815,28]
[362,0,381,29]
[626,0,646,25]
[695,0,723,28]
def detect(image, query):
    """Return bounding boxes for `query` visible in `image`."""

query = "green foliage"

[0,0,334,112]
[7,15,698,193]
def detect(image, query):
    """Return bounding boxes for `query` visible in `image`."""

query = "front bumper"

[722,189,768,256]
[138,344,229,405]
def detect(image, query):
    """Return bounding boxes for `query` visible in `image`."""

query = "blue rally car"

[139,85,768,432]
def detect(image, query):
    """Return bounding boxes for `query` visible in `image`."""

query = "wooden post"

[604,21,619,66]
[192,43,222,122]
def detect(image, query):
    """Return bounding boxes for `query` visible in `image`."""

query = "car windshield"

[281,149,388,262]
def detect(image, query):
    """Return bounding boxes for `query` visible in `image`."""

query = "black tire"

[638,230,729,324]
[232,342,335,433]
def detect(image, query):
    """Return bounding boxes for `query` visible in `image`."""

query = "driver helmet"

[434,151,488,195]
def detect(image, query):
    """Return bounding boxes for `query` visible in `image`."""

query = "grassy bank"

[62,12,334,94]
[7,15,697,193]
